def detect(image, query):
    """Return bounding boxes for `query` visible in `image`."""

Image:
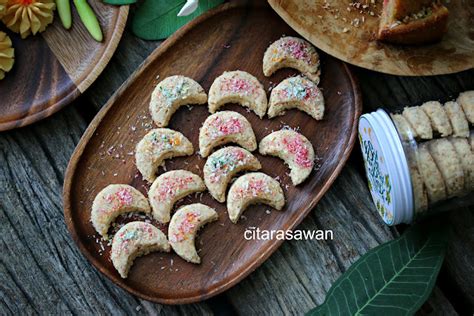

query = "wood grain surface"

[0,2,128,132]
[1,1,473,314]
[268,0,474,76]
[63,1,362,304]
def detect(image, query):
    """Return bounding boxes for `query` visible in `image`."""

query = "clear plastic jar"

[359,91,474,225]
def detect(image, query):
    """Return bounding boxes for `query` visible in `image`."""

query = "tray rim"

[0,5,129,132]
[63,1,363,305]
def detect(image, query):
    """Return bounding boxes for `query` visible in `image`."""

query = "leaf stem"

[56,0,72,29]
[73,0,103,42]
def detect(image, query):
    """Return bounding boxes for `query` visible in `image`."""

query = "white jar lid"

[358,109,414,225]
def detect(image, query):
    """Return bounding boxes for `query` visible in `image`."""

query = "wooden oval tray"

[63,1,361,304]
[0,2,128,131]
[268,0,474,76]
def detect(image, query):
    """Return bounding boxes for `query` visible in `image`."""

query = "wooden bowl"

[268,0,474,76]
[63,1,362,304]
[0,2,128,131]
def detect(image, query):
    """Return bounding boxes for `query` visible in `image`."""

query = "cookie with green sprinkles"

[204,146,261,203]
[268,75,324,120]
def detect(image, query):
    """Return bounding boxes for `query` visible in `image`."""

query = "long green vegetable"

[56,0,72,29]
[73,0,103,42]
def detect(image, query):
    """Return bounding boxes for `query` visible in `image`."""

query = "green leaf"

[103,0,136,4]
[132,0,224,40]
[307,220,449,316]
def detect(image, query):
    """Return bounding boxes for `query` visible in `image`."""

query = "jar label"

[359,118,394,224]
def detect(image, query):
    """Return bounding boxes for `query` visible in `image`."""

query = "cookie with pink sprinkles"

[168,203,218,264]
[148,170,206,224]
[227,172,285,224]
[208,70,267,118]
[91,184,151,239]
[204,146,262,203]
[259,129,315,185]
[199,111,257,157]
[111,221,170,278]
[268,75,324,120]
[135,128,194,182]
[263,36,320,84]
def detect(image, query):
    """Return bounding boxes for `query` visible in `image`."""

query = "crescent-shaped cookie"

[204,146,262,203]
[263,36,320,83]
[227,172,285,224]
[457,91,474,124]
[259,130,315,185]
[149,170,206,224]
[150,75,207,127]
[91,184,151,238]
[168,203,218,264]
[402,106,433,140]
[445,101,470,138]
[111,222,170,278]
[268,75,324,120]
[135,128,194,182]
[208,70,267,118]
[199,111,257,157]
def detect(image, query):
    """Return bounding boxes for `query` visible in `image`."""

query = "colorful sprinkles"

[283,136,313,168]
[207,115,244,139]
[103,187,134,213]
[112,222,155,256]
[170,211,200,242]
[207,149,247,183]
[272,38,313,64]
[277,77,321,101]
[151,132,181,150]
[157,77,190,106]
[154,176,195,201]
[220,76,258,96]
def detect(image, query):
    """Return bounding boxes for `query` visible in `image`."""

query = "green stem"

[56,0,72,29]
[73,0,103,42]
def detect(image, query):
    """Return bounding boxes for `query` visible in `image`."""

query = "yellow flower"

[0,31,14,80]
[2,0,56,39]
[0,0,7,18]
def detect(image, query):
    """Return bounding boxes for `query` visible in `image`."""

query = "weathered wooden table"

[1,13,473,315]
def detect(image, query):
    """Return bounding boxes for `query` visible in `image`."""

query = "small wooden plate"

[0,2,128,131]
[63,1,362,304]
[268,0,474,76]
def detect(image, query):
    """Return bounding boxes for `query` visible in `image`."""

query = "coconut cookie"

[421,101,452,137]
[136,128,194,182]
[444,101,469,137]
[457,91,474,124]
[391,114,418,141]
[208,70,267,118]
[415,145,446,204]
[199,111,257,157]
[259,129,315,185]
[402,106,433,139]
[268,75,324,120]
[429,138,465,198]
[150,75,207,127]
[263,36,320,83]
[449,137,474,191]
[410,166,428,215]
[149,170,206,224]
[92,184,151,238]
[168,203,218,264]
[227,172,285,224]
[204,146,262,203]
[111,222,170,278]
